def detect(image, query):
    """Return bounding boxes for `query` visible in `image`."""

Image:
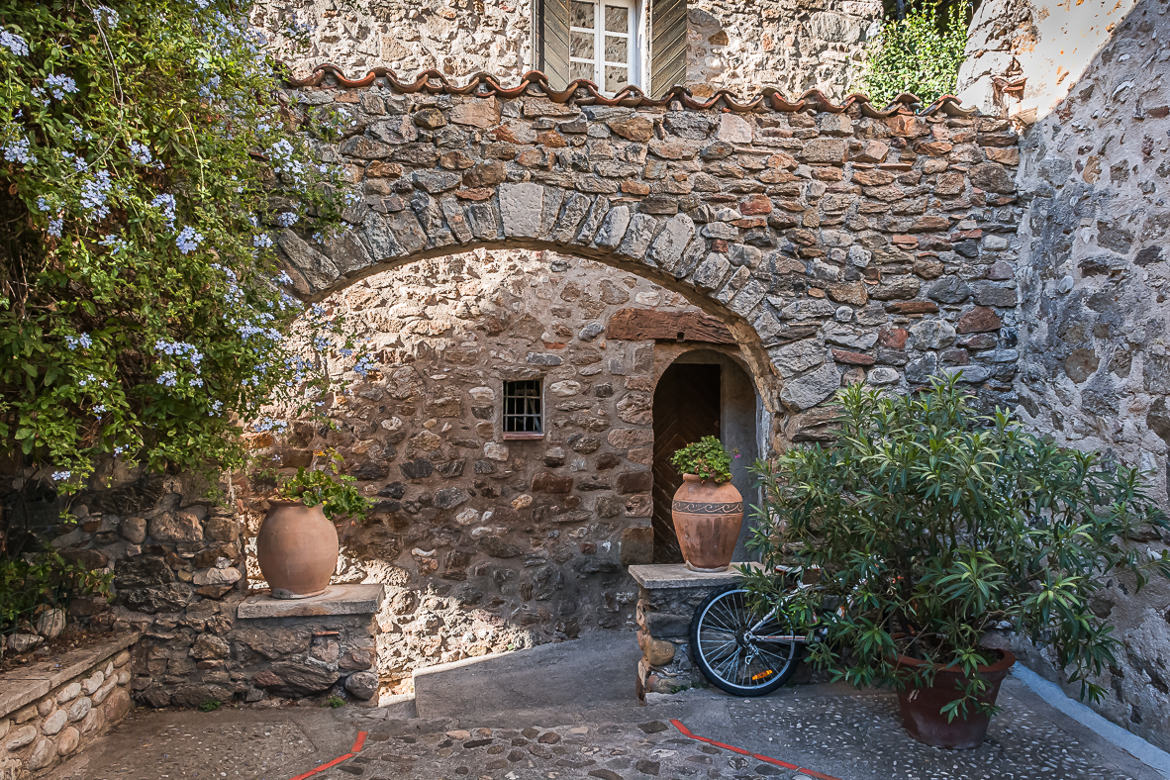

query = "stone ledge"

[628,562,762,589]
[237,583,385,619]
[0,631,139,718]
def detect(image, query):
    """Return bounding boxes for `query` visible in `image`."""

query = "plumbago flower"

[0,2,350,495]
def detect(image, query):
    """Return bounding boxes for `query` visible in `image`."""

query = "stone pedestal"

[233,583,385,703]
[628,563,760,698]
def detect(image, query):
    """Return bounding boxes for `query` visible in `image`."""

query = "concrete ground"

[55,632,1167,780]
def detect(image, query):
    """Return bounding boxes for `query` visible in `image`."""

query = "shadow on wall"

[993,0,1170,752]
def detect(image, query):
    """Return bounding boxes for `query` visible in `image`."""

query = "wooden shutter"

[650,0,687,96]
[538,0,572,89]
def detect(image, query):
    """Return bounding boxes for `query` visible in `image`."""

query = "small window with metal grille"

[502,379,544,439]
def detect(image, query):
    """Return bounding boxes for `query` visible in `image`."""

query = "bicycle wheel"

[690,585,803,696]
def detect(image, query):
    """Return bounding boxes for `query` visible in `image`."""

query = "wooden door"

[651,363,721,563]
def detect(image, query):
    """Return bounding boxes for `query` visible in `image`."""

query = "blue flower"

[41,73,79,100]
[253,233,273,249]
[99,234,130,254]
[275,211,298,227]
[64,333,93,350]
[0,29,29,57]
[47,218,63,238]
[92,6,119,28]
[80,170,113,219]
[3,136,35,164]
[150,193,177,227]
[51,470,72,481]
[128,141,153,166]
[157,370,178,387]
[176,226,203,254]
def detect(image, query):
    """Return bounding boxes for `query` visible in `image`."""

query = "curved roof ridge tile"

[283,65,981,117]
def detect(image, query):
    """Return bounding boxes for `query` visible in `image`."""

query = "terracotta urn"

[670,474,744,572]
[256,500,338,599]
[895,649,1016,749]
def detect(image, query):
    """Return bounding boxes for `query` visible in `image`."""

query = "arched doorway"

[651,349,761,564]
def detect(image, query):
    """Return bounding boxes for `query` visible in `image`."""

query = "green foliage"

[276,451,372,521]
[0,2,358,495]
[325,695,345,708]
[670,435,734,483]
[852,0,970,106]
[198,699,221,712]
[742,375,1170,720]
[0,550,110,636]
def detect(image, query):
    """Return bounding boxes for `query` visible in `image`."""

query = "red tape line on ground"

[670,719,840,780]
[289,730,368,780]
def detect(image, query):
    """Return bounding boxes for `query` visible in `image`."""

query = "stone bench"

[232,583,385,702]
[1,632,138,777]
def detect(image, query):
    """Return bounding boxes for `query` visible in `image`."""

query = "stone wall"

[283,78,1025,427]
[253,249,712,686]
[251,0,882,99]
[987,0,1170,750]
[0,635,135,777]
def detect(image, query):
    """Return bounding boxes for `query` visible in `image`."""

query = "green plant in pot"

[670,435,743,572]
[257,452,372,599]
[742,375,1170,748]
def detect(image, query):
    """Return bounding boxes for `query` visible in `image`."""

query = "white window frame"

[568,0,645,94]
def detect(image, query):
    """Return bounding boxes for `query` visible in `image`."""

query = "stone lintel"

[0,631,140,718]
[628,562,762,589]
[237,583,386,619]
[606,308,735,344]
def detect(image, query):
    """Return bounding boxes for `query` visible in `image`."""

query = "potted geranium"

[742,375,1170,748]
[670,435,742,572]
[257,452,371,599]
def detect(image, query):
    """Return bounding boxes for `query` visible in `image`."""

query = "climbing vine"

[0,2,361,500]
[853,0,971,106]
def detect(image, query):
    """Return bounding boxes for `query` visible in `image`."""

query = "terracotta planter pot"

[670,474,743,572]
[896,649,1016,749]
[256,500,338,599]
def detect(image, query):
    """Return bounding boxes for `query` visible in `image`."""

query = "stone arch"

[279,76,1024,449]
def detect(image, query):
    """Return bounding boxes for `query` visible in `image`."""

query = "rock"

[149,511,203,543]
[192,567,241,586]
[120,516,147,544]
[344,671,378,700]
[956,306,1001,333]
[607,116,653,142]
[253,661,340,695]
[42,709,67,736]
[35,608,66,640]
[909,320,957,350]
[780,363,842,410]
[7,633,43,653]
[56,725,80,756]
[867,367,900,385]
[5,724,36,751]
[27,737,55,770]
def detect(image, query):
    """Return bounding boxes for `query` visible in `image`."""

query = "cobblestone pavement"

[56,634,1166,780]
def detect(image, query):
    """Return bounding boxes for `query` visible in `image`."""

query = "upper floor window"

[536,0,686,97]
[569,0,641,94]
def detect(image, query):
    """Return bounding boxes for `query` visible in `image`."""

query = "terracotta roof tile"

[284,66,980,118]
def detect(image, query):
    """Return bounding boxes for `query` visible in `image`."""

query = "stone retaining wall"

[0,634,136,778]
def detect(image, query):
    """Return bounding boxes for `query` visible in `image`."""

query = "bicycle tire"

[690,584,803,696]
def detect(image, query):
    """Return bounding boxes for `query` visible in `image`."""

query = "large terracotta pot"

[670,474,743,572]
[896,649,1016,749]
[256,500,338,599]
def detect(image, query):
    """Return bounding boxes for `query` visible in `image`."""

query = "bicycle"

[689,572,814,696]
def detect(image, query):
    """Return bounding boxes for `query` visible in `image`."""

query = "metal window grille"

[503,380,543,435]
